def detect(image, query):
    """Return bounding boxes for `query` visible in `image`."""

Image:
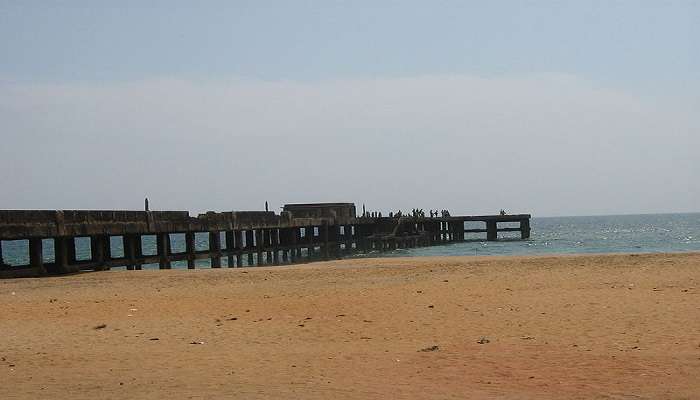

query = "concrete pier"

[0,204,531,278]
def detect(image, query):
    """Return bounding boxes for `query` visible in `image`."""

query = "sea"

[1,213,699,268]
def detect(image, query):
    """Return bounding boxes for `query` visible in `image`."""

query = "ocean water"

[1,213,699,268]
[395,213,700,258]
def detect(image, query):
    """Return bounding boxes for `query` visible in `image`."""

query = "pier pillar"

[209,231,221,268]
[246,230,254,266]
[225,231,235,267]
[321,222,329,260]
[0,241,3,267]
[346,225,353,253]
[332,224,341,258]
[289,228,297,262]
[157,233,171,269]
[295,228,302,258]
[272,229,280,265]
[360,225,369,251]
[123,234,137,271]
[28,238,46,275]
[235,231,244,267]
[521,219,531,239]
[281,229,289,263]
[53,237,68,273]
[256,229,264,266]
[185,232,196,269]
[307,226,315,258]
[90,235,108,271]
[134,235,143,270]
[264,229,272,264]
[66,236,77,265]
[486,221,498,241]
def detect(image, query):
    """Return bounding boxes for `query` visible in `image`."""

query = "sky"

[0,1,698,217]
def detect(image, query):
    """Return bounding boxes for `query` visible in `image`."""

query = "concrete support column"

[123,234,137,271]
[332,224,341,258]
[521,219,531,239]
[281,229,289,263]
[307,226,315,257]
[346,225,353,253]
[288,228,296,262]
[357,225,366,252]
[255,229,264,266]
[209,231,221,268]
[246,230,254,266]
[225,231,235,267]
[29,237,46,275]
[487,221,498,241]
[272,229,280,265]
[91,235,108,271]
[295,228,302,258]
[264,229,272,264]
[51,236,73,274]
[234,231,244,267]
[185,232,196,269]
[134,235,143,270]
[66,236,77,265]
[321,222,329,260]
[157,233,171,269]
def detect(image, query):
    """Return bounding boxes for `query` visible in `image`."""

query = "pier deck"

[0,204,531,278]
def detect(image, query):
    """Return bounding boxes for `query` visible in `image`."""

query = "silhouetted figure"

[265,201,269,212]
[144,197,149,212]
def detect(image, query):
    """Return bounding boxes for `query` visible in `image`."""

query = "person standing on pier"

[145,197,149,212]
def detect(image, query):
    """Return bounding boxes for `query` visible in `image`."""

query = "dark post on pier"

[0,204,531,278]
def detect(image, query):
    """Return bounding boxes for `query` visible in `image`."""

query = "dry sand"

[1,252,700,399]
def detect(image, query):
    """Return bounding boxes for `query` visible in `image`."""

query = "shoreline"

[2,252,699,399]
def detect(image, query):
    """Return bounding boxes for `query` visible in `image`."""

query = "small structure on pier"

[0,204,531,278]
[283,203,356,220]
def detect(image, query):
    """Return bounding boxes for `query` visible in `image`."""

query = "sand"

[1,252,700,399]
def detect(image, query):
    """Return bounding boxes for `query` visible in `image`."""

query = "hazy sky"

[1,1,698,217]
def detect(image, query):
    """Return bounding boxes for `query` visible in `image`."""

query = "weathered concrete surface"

[0,204,531,277]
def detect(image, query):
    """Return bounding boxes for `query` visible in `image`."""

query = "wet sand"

[2,252,700,399]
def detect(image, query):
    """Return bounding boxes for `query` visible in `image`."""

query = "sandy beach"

[1,252,699,399]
